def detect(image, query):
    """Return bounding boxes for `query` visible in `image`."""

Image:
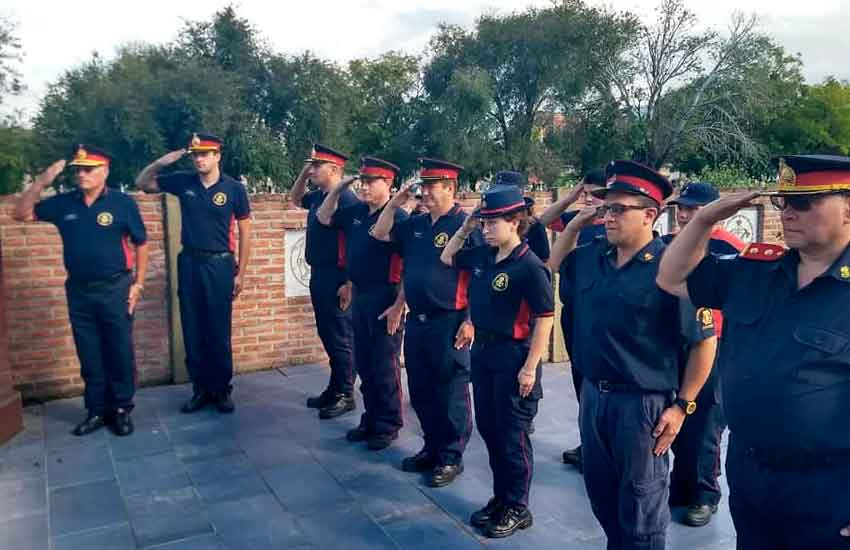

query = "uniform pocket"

[627,476,669,538]
[793,325,850,386]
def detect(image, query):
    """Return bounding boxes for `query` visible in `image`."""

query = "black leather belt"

[746,447,850,471]
[69,271,130,289]
[410,309,460,323]
[475,329,517,347]
[594,380,672,396]
[182,247,233,259]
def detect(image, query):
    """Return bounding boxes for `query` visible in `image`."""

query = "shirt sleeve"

[526,220,551,262]
[331,202,357,230]
[549,210,578,232]
[390,214,414,247]
[465,227,486,248]
[233,182,251,220]
[686,254,737,310]
[524,261,555,317]
[339,189,359,209]
[300,190,317,210]
[33,195,65,224]
[156,171,190,195]
[679,299,715,345]
[453,245,487,270]
[126,198,148,245]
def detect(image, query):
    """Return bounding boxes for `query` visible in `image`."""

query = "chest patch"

[212,192,227,206]
[492,272,510,292]
[96,212,113,227]
[433,232,449,248]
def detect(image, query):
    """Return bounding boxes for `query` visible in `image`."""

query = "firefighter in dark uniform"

[440,184,555,538]
[372,157,483,487]
[13,145,148,436]
[540,168,607,469]
[288,144,358,419]
[659,154,850,549]
[662,181,745,527]
[552,160,717,549]
[490,170,550,262]
[136,133,252,414]
[316,156,407,450]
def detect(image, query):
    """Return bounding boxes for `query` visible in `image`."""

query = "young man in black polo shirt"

[14,145,149,436]
[372,158,482,487]
[136,133,252,414]
[289,144,358,419]
[317,156,408,449]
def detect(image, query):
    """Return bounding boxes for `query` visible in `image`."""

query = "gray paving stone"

[107,423,172,461]
[0,477,46,522]
[52,523,136,550]
[207,493,309,549]
[47,444,114,488]
[0,513,49,550]
[114,451,192,497]
[50,479,127,536]
[125,486,212,548]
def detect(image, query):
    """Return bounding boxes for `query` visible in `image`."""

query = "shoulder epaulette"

[740,242,786,262]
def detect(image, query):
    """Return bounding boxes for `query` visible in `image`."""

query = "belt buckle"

[416,313,427,323]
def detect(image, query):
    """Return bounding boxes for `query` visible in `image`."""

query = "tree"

[0,15,23,109]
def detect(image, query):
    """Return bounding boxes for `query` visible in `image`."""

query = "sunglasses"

[769,193,844,212]
[597,204,649,217]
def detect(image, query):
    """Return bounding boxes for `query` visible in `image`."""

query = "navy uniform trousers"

[581,379,672,550]
[352,285,403,436]
[66,272,135,415]
[726,437,850,550]
[309,268,355,396]
[177,251,235,394]
[404,310,472,466]
[670,368,725,507]
[471,338,541,509]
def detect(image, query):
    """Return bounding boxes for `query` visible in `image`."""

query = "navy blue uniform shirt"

[157,171,250,252]
[687,244,850,453]
[552,211,607,304]
[301,188,359,269]
[35,188,147,282]
[333,201,407,290]
[524,220,550,262]
[455,243,554,340]
[391,205,484,314]
[561,237,713,392]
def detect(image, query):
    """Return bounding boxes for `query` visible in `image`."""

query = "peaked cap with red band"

[187,132,222,153]
[473,184,527,219]
[305,143,348,167]
[418,157,463,182]
[68,144,112,167]
[359,156,399,181]
[769,154,850,195]
[592,160,673,204]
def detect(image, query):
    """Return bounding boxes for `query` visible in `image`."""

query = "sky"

[3,0,850,121]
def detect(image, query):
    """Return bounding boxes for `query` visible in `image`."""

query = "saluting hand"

[461,215,479,235]
[564,183,586,205]
[337,282,352,311]
[566,206,599,232]
[652,405,686,456]
[37,159,67,186]
[694,191,761,226]
[454,320,474,349]
[391,180,417,207]
[378,302,404,336]
[340,175,359,189]
[157,149,186,166]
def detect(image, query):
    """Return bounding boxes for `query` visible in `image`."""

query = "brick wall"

[2,187,775,402]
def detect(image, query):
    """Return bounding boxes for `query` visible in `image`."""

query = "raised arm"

[135,149,186,193]
[316,176,358,226]
[657,192,760,299]
[372,181,414,242]
[440,215,479,266]
[289,162,312,207]
[547,207,598,271]
[12,160,66,222]
[537,184,584,227]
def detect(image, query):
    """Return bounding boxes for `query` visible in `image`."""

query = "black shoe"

[367,432,398,451]
[181,391,211,414]
[306,388,334,409]
[427,463,464,487]
[562,445,582,471]
[470,498,503,528]
[318,394,355,419]
[112,409,134,436]
[346,425,370,442]
[485,506,533,538]
[528,421,536,434]
[72,414,106,436]
[683,504,718,527]
[401,449,436,472]
[214,391,235,414]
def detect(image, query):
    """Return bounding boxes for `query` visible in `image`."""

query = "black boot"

[346,425,370,442]
[112,408,134,436]
[470,498,502,528]
[684,504,718,527]
[401,449,436,472]
[318,394,355,419]
[562,445,582,471]
[427,463,464,487]
[214,389,235,414]
[485,506,533,538]
[72,414,106,436]
[306,388,334,409]
[367,432,398,451]
[181,391,211,414]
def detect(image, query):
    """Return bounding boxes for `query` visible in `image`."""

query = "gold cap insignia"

[75,146,88,161]
[778,158,796,186]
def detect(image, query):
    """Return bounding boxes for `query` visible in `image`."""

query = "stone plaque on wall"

[285,229,311,297]
[721,206,760,243]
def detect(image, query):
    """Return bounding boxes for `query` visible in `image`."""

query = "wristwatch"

[674,397,697,415]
